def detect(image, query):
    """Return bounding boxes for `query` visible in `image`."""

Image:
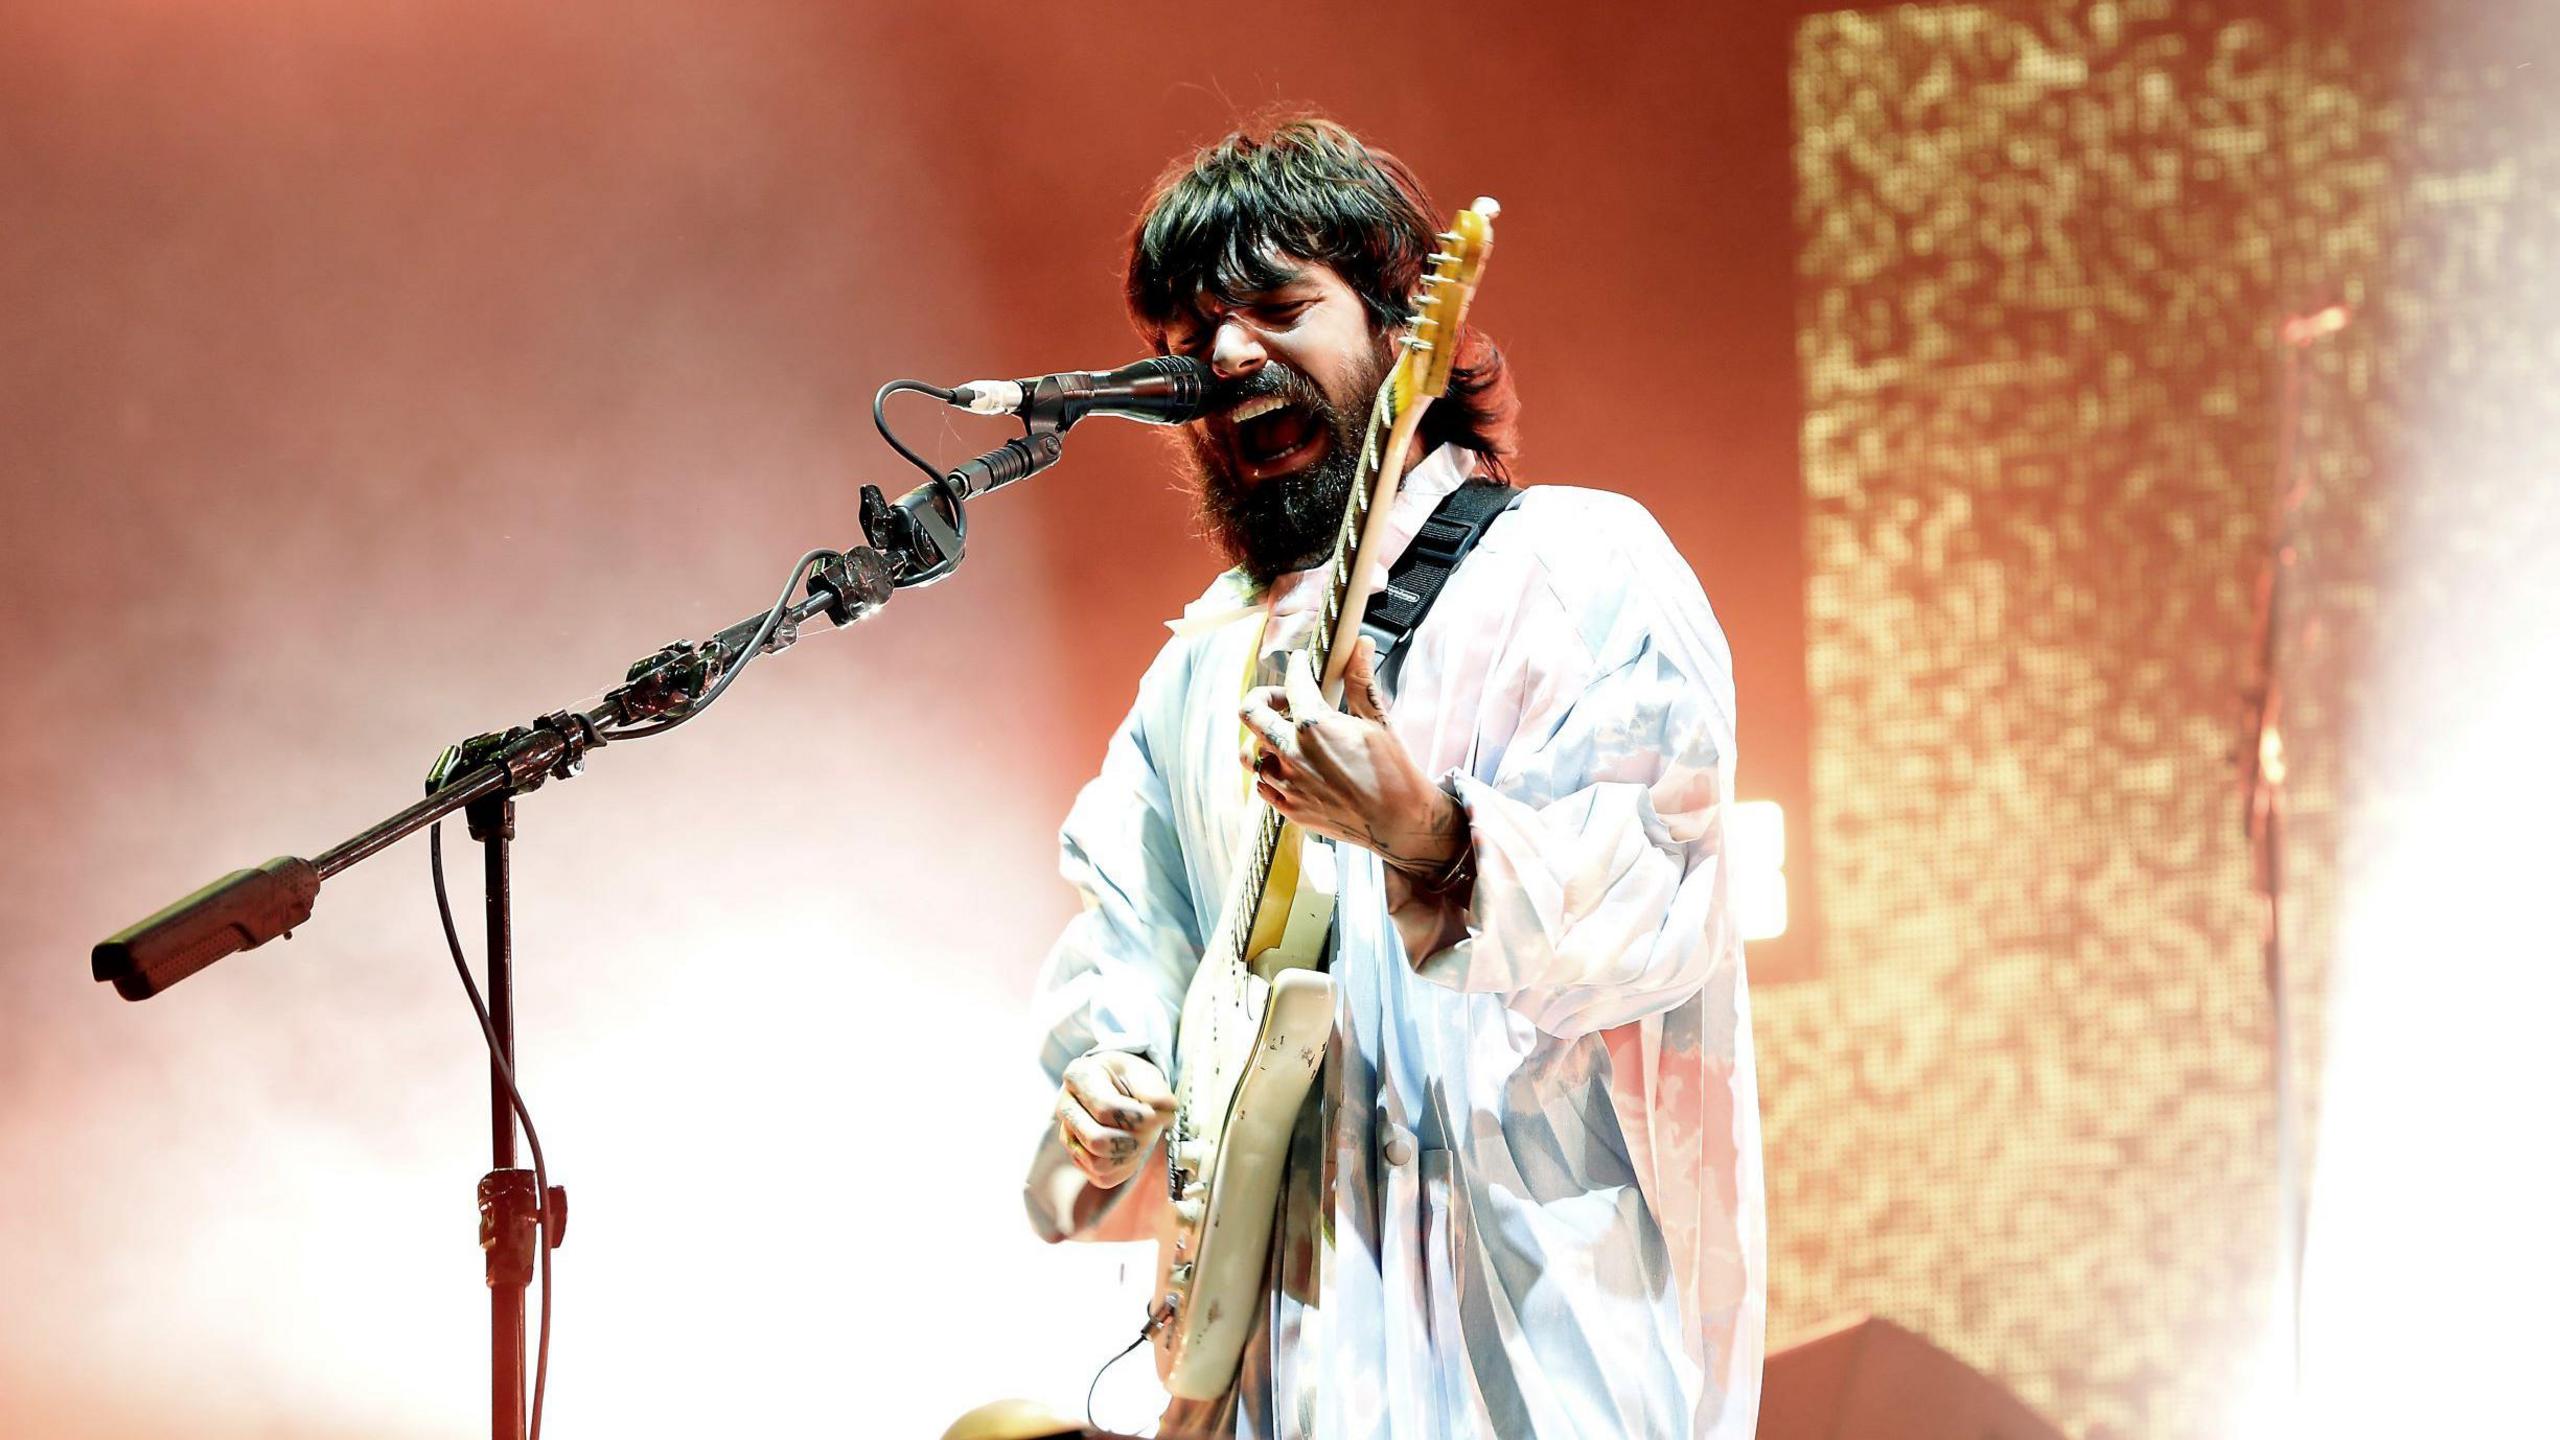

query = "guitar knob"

[1174,1196,1205,1227]
[1175,1140,1213,1175]
[1170,1262,1194,1288]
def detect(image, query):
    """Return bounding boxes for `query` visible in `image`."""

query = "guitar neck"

[1310,381,1435,695]
[1220,380,1432,968]
[1219,195,1496,967]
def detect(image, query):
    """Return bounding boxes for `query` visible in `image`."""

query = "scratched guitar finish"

[1150,199,1500,1401]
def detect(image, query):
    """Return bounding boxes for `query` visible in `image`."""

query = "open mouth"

[1224,393,1329,480]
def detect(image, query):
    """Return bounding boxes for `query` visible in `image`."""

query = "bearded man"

[1022,117,1764,1439]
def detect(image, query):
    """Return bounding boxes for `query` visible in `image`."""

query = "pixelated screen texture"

[1762,3,2544,1434]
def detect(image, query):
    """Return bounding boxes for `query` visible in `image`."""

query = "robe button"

[1383,1128,1417,1168]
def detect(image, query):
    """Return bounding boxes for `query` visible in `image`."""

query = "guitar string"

[1156,383,1406,1375]
[1218,380,1400,980]
[1211,240,1459,987]
[1177,379,1404,1199]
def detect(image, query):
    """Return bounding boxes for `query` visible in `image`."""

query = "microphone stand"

[90,430,1050,1440]
[2238,308,2342,1402]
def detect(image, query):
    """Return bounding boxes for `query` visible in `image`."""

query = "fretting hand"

[1241,637,1466,884]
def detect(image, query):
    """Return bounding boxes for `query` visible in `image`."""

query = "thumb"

[1284,648,1332,721]
[1342,635,1390,721]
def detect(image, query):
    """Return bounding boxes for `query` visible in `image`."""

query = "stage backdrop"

[1764,2,2557,1436]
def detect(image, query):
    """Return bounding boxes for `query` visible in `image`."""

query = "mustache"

[1205,362,1331,416]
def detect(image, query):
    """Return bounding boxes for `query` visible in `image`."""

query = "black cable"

[613,547,838,740]
[400,389,967,1432]
[430,821,556,1440]
[872,378,971,562]
[412,541,842,1425]
[872,378,959,484]
[405,386,969,1432]
[1086,1322,1155,1436]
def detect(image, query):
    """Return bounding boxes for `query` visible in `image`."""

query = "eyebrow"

[1237,270,1317,303]
[1165,276,1319,333]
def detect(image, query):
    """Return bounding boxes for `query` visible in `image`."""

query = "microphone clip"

[854,415,1065,591]
[870,358,1199,592]
[943,421,1066,500]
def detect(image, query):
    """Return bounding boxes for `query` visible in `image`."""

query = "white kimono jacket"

[1025,446,1764,1439]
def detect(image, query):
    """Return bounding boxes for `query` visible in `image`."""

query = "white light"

[1732,800,1789,941]
[2298,658,2560,1438]
[1737,869,1790,943]
[1730,799,1786,874]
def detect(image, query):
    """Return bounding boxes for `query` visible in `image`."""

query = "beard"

[1184,348,1389,584]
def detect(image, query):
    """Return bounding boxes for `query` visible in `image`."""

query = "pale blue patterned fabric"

[1025,447,1764,1439]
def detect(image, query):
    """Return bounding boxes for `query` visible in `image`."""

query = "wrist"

[1400,777,1475,901]
[1379,781,1461,872]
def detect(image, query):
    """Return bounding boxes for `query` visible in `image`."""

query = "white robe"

[1026,446,1765,1439]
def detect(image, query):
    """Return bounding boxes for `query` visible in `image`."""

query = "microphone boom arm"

[90,424,1057,1000]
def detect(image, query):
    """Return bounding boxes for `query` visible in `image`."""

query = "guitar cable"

[1087,1318,1158,1436]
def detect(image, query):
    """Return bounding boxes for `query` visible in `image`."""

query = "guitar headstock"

[1391,196,1499,411]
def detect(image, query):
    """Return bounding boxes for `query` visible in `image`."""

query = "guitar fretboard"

[1220,379,1405,972]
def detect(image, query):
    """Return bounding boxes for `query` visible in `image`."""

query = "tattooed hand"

[1240,637,1467,883]
[1056,1050,1177,1189]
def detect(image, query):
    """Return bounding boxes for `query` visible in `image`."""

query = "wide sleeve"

[1407,500,1741,1042]
[1021,645,1202,1242]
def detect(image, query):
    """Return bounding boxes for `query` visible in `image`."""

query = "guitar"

[1149,196,1500,1400]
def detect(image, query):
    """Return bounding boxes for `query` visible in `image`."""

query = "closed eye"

[1160,296,1318,356]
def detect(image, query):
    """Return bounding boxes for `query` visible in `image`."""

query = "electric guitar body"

[1149,198,1501,1401]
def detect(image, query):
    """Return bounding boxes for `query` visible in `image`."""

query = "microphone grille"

[1142,354,1209,417]
[1139,355,1209,382]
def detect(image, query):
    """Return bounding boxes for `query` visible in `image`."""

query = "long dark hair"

[1126,116,1520,477]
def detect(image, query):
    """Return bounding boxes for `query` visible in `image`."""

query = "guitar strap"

[1358,476,1521,698]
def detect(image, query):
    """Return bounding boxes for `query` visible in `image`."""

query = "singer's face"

[1156,260,1395,581]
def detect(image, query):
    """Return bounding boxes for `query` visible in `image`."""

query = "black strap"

[1359,478,1520,693]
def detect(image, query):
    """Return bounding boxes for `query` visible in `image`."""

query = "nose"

[1209,318,1266,382]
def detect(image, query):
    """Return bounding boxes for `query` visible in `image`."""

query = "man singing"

[1023,117,1764,1439]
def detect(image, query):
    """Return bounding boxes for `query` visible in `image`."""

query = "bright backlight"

[1732,799,1788,941]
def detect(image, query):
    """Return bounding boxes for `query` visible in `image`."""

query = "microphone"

[948,355,1211,429]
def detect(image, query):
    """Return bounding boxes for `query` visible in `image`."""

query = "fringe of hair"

[1126,115,1520,476]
